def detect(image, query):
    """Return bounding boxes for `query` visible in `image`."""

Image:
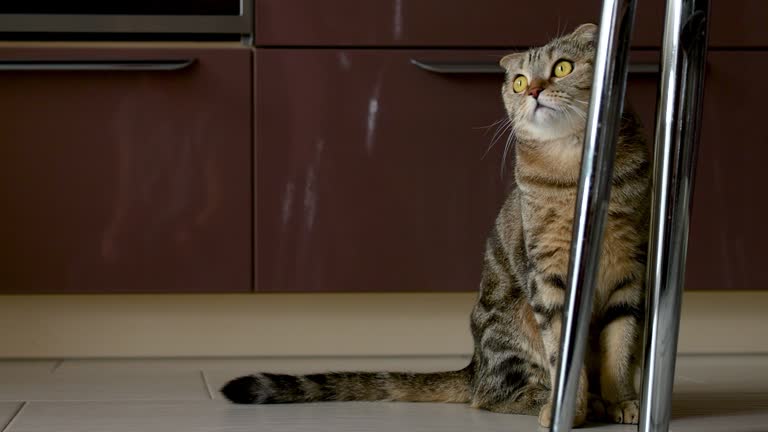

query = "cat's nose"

[528,87,544,99]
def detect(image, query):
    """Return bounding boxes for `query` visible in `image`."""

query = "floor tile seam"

[1,402,27,432]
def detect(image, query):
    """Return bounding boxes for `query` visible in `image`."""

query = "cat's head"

[500,23,598,142]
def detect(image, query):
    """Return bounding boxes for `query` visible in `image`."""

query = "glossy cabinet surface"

[254,0,766,48]
[2,43,764,293]
[621,52,768,290]
[256,49,768,291]
[256,49,509,292]
[0,43,252,293]
[683,52,768,291]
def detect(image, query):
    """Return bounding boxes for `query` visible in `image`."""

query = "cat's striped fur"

[222,23,650,427]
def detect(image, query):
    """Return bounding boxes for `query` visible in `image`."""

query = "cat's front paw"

[607,399,640,424]
[538,402,553,428]
[587,394,607,421]
[538,402,587,428]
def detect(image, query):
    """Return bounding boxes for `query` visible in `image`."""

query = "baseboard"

[0,291,765,358]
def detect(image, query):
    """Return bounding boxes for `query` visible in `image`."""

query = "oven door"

[0,0,251,34]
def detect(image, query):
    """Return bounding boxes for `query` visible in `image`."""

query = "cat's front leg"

[530,273,588,428]
[597,274,644,424]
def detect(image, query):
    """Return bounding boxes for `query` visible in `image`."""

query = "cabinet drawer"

[682,52,768,290]
[257,48,768,292]
[255,49,659,292]
[256,49,509,292]
[577,50,768,291]
[0,43,252,293]
[254,0,767,48]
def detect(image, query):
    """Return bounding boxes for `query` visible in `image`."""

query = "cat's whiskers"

[501,125,516,177]
[558,104,577,128]
[499,106,525,176]
[489,117,512,142]
[483,118,514,160]
[476,117,509,134]
[567,104,587,121]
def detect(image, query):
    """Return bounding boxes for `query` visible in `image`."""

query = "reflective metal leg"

[550,1,638,431]
[640,1,710,432]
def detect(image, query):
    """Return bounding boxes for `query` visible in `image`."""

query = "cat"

[221,23,650,428]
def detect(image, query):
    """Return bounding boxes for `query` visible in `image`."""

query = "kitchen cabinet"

[252,0,661,47]
[253,0,767,48]
[682,52,768,291]
[0,43,252,293]
[255,48,768,292]
[255,49,508,292]
[624,51,768,290]
[250,1,768,292]
[2,3,766,293]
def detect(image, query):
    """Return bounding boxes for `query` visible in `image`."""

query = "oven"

[0,0,251,36]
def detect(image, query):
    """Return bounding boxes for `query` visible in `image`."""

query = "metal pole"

[550,1,638,431]
[640,1,710,431]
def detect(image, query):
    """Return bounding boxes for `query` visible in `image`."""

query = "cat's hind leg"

[474,384,549,416]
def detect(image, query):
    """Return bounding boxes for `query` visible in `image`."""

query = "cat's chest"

[520,192,576,243]
[518,189,642,307]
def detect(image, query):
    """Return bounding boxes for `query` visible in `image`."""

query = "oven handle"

[410,59,659,75]
[0,59,195,71]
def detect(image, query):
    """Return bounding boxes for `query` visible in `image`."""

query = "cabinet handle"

[0,59,195,71]
[410,59,659,76]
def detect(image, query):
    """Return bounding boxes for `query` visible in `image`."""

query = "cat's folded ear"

[571,23,598,43]
[500,53,523,70]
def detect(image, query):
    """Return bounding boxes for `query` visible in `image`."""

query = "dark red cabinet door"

[254,0,663,47]
[682,52,768,291]
[253,49,662,293]
[257,48,768,292]
[0,43,252,293]
[256,49,510,292]
[578,51,768,291]
[254,0,767,48]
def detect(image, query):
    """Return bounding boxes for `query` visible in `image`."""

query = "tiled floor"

[0,355,766,431]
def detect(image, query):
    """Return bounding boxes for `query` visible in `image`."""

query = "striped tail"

[221,366,473,405]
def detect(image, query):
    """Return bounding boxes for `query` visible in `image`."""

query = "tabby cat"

[222,23,650,427]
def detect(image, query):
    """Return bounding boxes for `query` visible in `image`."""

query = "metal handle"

[410,58,658,75]
[0,59,195,71]
[410,59,504,74]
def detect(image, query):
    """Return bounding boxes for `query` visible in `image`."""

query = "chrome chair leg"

[550,1,639,431]
[640,1,710,432]
[551,0,711,430]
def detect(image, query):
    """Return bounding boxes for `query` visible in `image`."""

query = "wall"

[0,292,766,358]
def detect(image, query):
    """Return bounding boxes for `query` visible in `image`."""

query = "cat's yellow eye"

[553,60,574,78]
[512,75,528,93]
